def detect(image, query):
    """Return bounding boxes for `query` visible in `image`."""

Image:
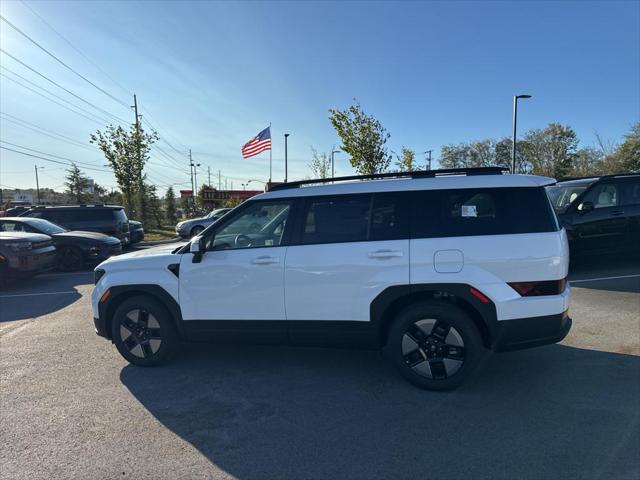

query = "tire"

[190,226,204,238]
[111,295,179,366]
[387,301,484,391]
[58,246,84,271]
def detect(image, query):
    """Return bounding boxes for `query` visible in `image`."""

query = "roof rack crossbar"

[268,166,510,192]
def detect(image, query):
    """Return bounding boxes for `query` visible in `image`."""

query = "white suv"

[92,167,571,390]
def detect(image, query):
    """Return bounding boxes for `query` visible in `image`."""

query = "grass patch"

[144,228,178,241]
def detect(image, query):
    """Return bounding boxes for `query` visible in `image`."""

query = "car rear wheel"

[190,226,204,238]
[58,246,84,271]
[111,295,178,366]
[387,301,484,391]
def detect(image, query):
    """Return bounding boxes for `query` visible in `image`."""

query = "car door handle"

[368,249,403,259]
[611,210,625,216]
[251,256,279,265]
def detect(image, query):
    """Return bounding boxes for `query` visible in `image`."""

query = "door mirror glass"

[578,201,594,213]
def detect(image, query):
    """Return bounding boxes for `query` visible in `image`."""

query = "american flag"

[241,127,271,159]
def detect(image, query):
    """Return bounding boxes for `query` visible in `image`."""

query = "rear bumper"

[493,310,572,352]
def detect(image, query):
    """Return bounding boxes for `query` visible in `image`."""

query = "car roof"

[28,204,124,210]
[256,173,556,200]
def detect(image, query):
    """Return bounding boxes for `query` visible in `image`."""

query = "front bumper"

[86,243,122,263]
[8,248,57,275]
[493,310,572,352]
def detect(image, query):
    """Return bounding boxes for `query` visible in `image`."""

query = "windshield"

[25,218,66,235]
[545,184,591,212]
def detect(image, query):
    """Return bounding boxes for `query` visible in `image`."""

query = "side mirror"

[578,201,594,214]
[190,237,202,254]
[190,236,203,263]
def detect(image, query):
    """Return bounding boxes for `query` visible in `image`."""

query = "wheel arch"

[371,284,498,349]
[100,284,184,340]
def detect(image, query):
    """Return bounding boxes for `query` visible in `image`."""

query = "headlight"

[7,242,32,252]
[94,268,105,285]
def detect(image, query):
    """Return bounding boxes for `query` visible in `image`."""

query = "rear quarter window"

[412,187,558,238]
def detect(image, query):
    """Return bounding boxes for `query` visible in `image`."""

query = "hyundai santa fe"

[92,167,571,390]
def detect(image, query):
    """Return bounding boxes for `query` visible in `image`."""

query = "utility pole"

[34,165,41,204]
[189,149,195,206]
[425,150,433,170]
[218,169,221,190]
[208,166,211,187]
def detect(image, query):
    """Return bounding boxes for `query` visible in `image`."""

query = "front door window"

[205,202,291,250]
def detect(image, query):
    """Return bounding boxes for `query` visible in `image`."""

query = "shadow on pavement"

[569,253,640,293]
[0,272,89,322]
[121,342,639,479]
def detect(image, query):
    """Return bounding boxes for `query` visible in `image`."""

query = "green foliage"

[395,147,417,171]
[164,186,177,226]
[309,147,332,178]
[329,100,391,175]
[616,122,640,172]
[439,139,512,170]
[64,163,91,204]
[521,123,578,178]
[90,123,158,218]
[139,181,163,228]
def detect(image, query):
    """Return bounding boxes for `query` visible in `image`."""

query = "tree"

[329,100,391,175]
[165,186,177,226]
[64,163,90,204]
[143,182,163,228]
[570,147,604,177]
[615,122,640,172]
[395,147,417,171]
[90,123,158,218]
[308,147,332,178]
[521,123,578,178]
[439,139,512,170]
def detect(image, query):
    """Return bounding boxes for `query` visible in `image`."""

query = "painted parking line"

[0,291,78,299]
[570,274,640,283]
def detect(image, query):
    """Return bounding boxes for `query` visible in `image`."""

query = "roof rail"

[268,166,510,192]
[558,172,640,182]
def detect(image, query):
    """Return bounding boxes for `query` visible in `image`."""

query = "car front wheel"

[387,301,484,391]
[111,295,178,366]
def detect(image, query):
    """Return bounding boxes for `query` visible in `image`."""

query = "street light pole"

[331,149,340,178]
[512,94,532,174]
[284,133,289,183]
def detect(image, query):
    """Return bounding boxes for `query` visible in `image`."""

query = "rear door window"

[620,179,640,206]
[412,187,558,238]
[301,194,371,244]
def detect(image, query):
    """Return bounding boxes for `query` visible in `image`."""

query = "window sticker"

[461,205,477,217]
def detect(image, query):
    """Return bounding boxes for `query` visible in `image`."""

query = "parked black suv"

[21,205,130,245]
[546,173,640,256]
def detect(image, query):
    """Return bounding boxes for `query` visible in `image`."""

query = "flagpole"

[269,122,272,183]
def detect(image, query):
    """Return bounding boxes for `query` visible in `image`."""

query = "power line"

[0,14,131,110]
[0,49,128,124]
[0,72,110,125]
[0,141,111,171]
[1,65,112,123]
[0,112,96,151]
[19,0,132,98]
[0,145,111,173]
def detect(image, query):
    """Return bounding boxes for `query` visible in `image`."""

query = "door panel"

[179,247,286,320]
[284,240,409,321]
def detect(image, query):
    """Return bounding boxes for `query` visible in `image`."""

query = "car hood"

[0,231,51,242]
[54,231,120,243]
[97,242,185,269]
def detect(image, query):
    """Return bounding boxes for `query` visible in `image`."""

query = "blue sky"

[1,0,638,195]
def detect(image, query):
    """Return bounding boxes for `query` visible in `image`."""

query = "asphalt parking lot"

[1,254,638,479]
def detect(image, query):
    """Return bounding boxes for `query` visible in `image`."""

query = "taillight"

[508,278,567,297]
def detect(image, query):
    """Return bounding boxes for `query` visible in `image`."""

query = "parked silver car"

[175,208,232,238]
